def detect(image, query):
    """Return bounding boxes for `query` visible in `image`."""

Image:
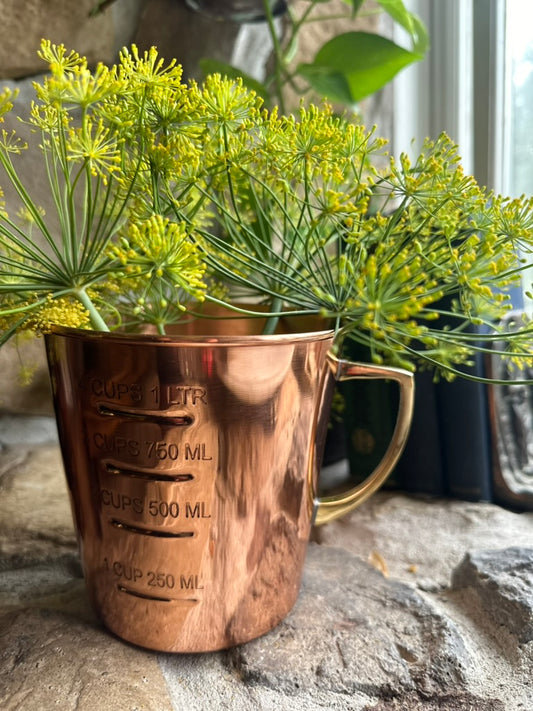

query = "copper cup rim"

[47,325,335,348]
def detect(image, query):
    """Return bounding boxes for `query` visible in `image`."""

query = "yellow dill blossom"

[142,84,195,134]
[28,101,66,133]
[194,74,262,130]
[18,363,38,387]
[0,129,26,154]
[0,297,20,333]
[110,215,207,303]
[66,118,122,181]
[37,40,83,76]
[493,194,533,246]
[119,45,184,90]
[141,132,183,176]
[262,104,355,183]
[52,63,120,109]
[26,296,90,334]
[16,205,46,225]
[0,87,17,121]
[34,40,121,111]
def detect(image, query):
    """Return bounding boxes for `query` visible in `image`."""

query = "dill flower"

[25,295,91,334]
[118,45,184,90]
[0,40,531,380]
[37,62,120,110]
[0,87,17,121]
[194,73,262,130]
[0,129,26,154]
[37,40,82,76]
[66,118,122,181]
[109,215,207,305]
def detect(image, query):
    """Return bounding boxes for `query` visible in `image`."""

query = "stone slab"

[232,543,471,700]
[0,414,57,447]
[0,445,75,568]
[0,0,115,78]
[1,443,533,709]
[451,547,533,644]
[363,698,505,711]
[0,607,174,711]
[315,492,533,589]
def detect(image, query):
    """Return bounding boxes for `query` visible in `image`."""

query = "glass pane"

[506,0,533,309]
[506,0,533,196]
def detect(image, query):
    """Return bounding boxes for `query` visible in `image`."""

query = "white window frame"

[472,0,508,194]
[393,0,530,309]
[392,0,509,187]
[392,0,474,174]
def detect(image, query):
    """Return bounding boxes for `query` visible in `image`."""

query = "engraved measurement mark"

[110,519,195,538]
[89,378,208,407]
[102,491,211,519]
[97,404,194,427]
[104,462,194,483]
[104,558,205,594]
[154,385,207,407]
[91,379,142,402]
[93,435,212,462]
[117,584,199,604]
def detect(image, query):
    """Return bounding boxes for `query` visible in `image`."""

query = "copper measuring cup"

[46,327,414,652]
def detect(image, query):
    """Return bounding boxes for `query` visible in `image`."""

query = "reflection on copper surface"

[45,326,413,653]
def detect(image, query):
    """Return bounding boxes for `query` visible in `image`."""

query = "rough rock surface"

[233,545,471,700]
[0,338,52,416]
[0,0,144,79]
[1,427,532,710]
[451,548,533,644]
[316,493,533,589]
[0,0,114,78]
[0,608,174,711]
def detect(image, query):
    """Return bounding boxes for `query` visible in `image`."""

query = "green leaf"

[408,13,430,55]
[297,31,423,106]
[340,0,365,16]
[375,0,429,54]
[198,59,270,104]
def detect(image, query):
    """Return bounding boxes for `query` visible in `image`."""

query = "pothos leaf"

[375,0,429,54]
[297,31,422,106]
[340,0,365,16]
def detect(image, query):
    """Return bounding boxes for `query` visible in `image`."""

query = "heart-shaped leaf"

[297,31,422,106]
[375,0,429,54]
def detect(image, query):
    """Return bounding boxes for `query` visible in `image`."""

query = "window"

[505,0,533,309]
[393,0,532,309]
[505,0,533,197]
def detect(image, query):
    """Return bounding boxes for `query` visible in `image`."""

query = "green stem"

[262,296,282,335]
[263,0,286,111]
[76,288,110,332]
[203,294,319,320]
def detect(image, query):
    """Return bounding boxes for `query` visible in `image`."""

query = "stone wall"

[0,0,145,78]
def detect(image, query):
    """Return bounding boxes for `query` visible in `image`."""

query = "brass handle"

[313,354,415,526]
